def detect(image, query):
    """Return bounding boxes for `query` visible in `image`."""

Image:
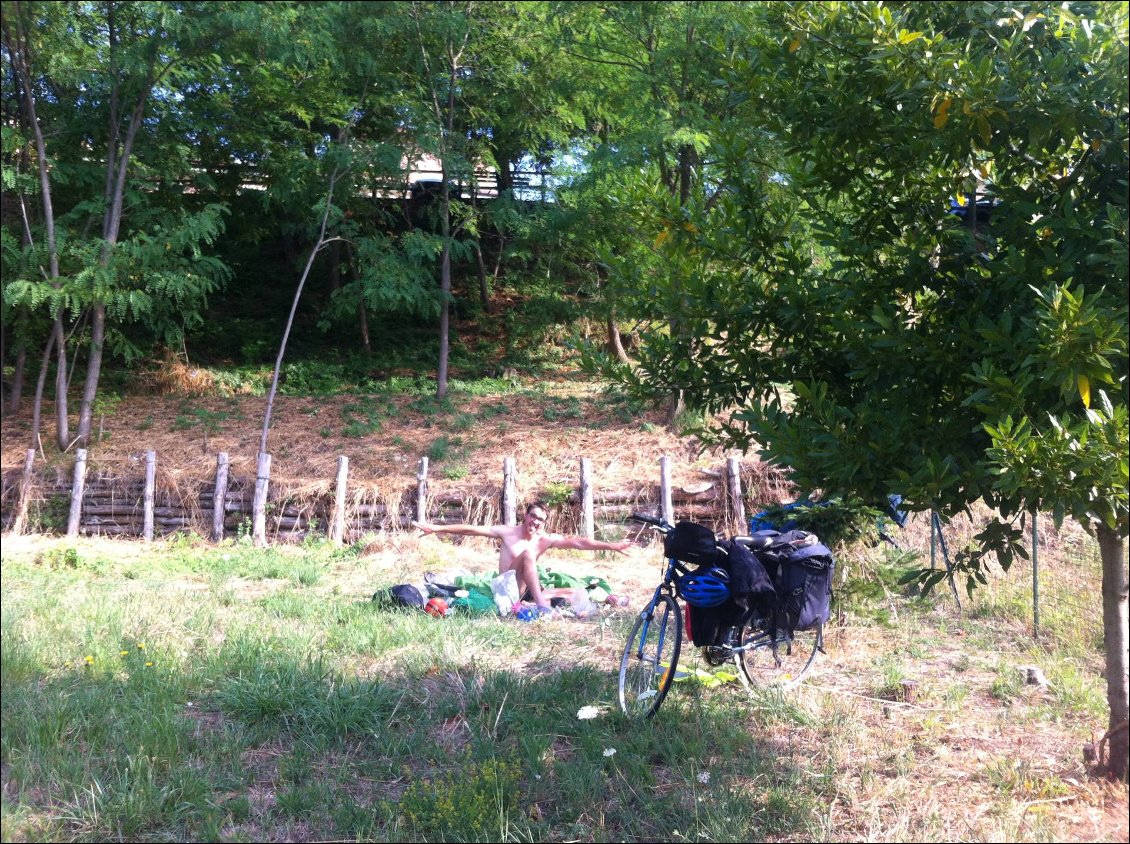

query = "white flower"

[603,747,617,757]
[576,705,601,720]
[697,771,710,784]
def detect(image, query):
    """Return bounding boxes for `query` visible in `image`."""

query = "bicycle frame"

[619,512,824,717]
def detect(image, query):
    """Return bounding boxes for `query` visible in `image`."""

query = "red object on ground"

[425,598,448,618]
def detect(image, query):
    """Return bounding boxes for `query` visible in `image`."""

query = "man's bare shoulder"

[493,523,522,540]
[540,532,570,548]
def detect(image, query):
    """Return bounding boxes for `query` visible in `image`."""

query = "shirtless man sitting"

[412,501,633,611]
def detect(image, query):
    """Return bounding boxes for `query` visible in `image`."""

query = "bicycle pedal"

[702,646,730,666]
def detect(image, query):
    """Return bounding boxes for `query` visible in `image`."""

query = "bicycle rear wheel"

[735,619,823,691]
[618,593,682,718]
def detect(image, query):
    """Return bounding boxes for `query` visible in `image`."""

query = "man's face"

[524,508,547,535]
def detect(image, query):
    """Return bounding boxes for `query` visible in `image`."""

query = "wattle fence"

[1,448,771,545]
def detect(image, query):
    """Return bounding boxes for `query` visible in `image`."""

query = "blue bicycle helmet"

[677,567,731,607]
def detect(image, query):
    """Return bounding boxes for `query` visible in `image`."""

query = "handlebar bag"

[663,521,723,566]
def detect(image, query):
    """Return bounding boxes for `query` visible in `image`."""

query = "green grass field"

[1,532,1125,843]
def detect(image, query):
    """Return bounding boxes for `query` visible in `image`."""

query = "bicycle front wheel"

[735,619,823,691]
[618,593,682,718]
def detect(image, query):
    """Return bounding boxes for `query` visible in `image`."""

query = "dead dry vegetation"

[1,377,792,533]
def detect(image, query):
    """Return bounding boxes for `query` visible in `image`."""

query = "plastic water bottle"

[571,588,596,618]
[494,593,513,616]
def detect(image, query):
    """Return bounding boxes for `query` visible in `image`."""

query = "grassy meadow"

[1,530,1125,843]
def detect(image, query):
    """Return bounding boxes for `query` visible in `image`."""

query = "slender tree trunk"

[473,240,493,314]
[437,235,451,399]
[596,270,629,364]
[30,329,56,453]
[1097,522,1129,781]
[75,17,165,448]
[357,299,371,353]
[7,6,69,450]
[52,317,68,450]
[260,167,342,455]
[435,48,459,401]
[5,345,26,415]
[75,303,106,448]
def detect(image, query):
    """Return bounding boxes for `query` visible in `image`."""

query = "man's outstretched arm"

[412,520,500,539]
[549,535,633,554]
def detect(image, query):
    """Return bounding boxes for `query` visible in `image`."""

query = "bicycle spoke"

[618,594,682,718]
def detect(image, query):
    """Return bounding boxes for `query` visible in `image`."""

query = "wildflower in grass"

[84,655,94,666]
[120,650,129,657]
[136,642,145,651]
[697,771,710,784]
[603,748,617,757]
[145,661,154,667]
[576,705,601,720]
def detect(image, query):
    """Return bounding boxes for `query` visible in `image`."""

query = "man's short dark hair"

[526,501,548,515]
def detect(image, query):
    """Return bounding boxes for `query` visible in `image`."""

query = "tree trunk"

[8,6,68,450]
[666,389,685,427]
[437,239,451,399]
[260,167,341,455]
[357,298,371,353]
[75,303,106,447]
[51,317,68,450]
[473,240,493,314]
[607,315,629,364]
[1097,522,1129,781]
[346,249,371,353]
[5,345,26,415]
[596,270,629,364]
[29,330,55,452]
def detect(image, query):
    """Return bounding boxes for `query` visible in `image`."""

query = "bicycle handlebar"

[629,513,672,531]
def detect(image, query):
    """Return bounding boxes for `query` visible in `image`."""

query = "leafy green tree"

[2,0,233,449]
[612,1,1129,778]
[556,0,769,421]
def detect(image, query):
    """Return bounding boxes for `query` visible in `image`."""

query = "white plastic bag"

[570,588,596,619]
[491,570,519,616]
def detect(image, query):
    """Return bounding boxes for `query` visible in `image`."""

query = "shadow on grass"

[2,615,818,843]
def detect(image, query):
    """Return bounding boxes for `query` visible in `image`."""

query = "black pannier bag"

[663,521,723,566]
[756,529,835,634]
[686,537,776,647]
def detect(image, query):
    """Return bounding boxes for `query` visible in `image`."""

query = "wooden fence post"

[416,457,429,524]
[212,452,229,542]
[659,455,673,525]
[66,448,88,537]
[502,457,516,525]
[331,455,348,545]
[143,450,157,541]
[580,457,594,539]
[727,456,745,534]
[252,452,271,547]
[10,449,36,535]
